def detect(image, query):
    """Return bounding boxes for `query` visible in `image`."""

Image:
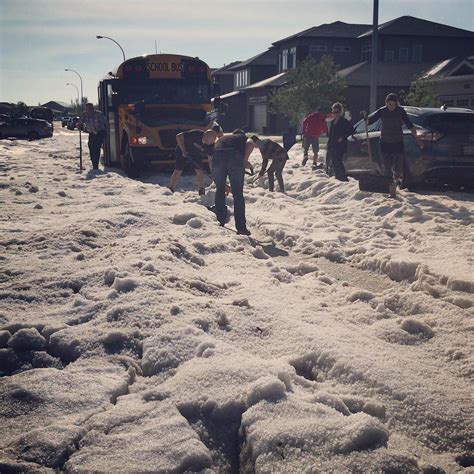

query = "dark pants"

[88,130,105,169]
[328,146,348,181]
[267,159,287,191]
[382,151,404,182]
[212,149,246,231]
[303,135,319,159]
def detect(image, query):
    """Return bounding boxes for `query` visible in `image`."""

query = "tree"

[406,75,437,107]
[270,56,346,124]
[16,101,29,117]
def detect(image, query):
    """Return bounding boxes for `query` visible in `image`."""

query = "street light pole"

[369,0,379,112]
[96,35,126,62]
[65,69,84,171]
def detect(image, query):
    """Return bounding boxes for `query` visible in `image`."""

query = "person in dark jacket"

[326,102,354,182]
[80,103,107,170]
[365,92,423,196]
[212,130,255,235]
[251,135,289,192]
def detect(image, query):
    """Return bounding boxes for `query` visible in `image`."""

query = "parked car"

[338,107,474,189]
[61,116,70,127]
[0,118,53,140]
[67,116,80,130]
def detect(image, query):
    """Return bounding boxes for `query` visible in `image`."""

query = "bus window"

[107,84,113,107]
[122,80,210,105]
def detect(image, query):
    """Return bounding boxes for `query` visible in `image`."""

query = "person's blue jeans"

[212,149,246,231]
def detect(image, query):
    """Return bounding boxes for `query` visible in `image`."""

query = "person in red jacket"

[302,109,328,168]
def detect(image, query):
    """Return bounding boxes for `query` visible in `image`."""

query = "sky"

[0,0,473,106]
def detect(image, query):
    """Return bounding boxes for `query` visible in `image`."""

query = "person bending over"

[169,128,218,195]
[251,135,289,192]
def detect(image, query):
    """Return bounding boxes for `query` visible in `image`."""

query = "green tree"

[270,56,346,124]
[406,75,437,107]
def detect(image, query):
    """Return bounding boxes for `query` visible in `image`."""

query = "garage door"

[252,105,267,133]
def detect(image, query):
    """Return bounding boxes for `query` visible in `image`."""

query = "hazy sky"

[1,0,473,106]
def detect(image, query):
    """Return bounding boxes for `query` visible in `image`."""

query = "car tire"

[122,141,139,179]
[27,131,39,140]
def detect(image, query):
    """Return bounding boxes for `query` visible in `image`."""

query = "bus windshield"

[119,79,210,105]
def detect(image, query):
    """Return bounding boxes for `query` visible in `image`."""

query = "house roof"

[423,56,474,80]
[212,61,242,75]
[273,21,371,46]
[228,49,278,70]
[358,16,474,38]
[220,90,243,99]
[338,61,436,87]
[243,72,288,89]
[41,100,71,109]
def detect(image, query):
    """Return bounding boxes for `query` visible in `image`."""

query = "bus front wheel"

[122,142,139,179]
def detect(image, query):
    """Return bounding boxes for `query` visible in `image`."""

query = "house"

[41,101,73,116]
[213,49,279,132]
[215,16,474,133]
[272,21,371,72]
[212,62,242,95]
[422,56,474,110]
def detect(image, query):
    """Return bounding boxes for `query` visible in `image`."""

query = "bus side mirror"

[213,81,221,97]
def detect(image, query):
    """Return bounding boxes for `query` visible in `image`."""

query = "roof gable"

[358,16,474,38]
[273,21,371,45]
[228,49,278,70]
[424,57,474,79]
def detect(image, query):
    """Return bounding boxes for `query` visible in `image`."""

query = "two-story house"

[214,16,474,134]
[213,49,278,131]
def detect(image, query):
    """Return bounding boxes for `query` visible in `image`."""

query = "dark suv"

[341,107,474,189]
[0,117,53,140]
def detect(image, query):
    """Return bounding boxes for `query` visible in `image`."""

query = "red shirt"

[303,112,328,138]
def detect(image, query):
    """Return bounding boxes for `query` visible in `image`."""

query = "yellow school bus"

[98,54,217,176]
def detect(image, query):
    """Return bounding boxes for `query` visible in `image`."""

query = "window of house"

[384,50,395,62]
[456,99,469,107]
[334,46,351,53]
[234,70,249,88]
[412,44,423,63]
[399,48,409,62]
[289,47,297,69]
[464,84,471,89]
[443,100,454,107]
[361,45,372,62]
[310,45,328,52]
[282,49,288,70]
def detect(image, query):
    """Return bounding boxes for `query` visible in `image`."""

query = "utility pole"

[369,0,379,112]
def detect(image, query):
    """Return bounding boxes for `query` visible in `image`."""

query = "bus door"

[99,80,120,166]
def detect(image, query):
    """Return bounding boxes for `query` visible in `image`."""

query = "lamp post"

[65,69,84,171]
[96,35,126,62]
[369,0,379,112]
